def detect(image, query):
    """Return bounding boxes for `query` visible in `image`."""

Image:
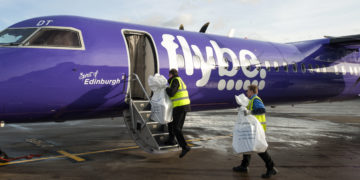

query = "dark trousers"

[167,107,188,149]
[241,151,275,170]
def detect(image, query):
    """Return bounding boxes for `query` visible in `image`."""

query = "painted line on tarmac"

[0,135,231,167]
[57,150,86,162]
[0,146,140,166]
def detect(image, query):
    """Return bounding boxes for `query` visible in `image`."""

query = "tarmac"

[0,99,360,180]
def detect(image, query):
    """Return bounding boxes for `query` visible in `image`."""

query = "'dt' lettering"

[36,20,53,26]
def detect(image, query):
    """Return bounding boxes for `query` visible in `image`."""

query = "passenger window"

[256,63,261,71]
[283,62,288,72]
[301,63,306,73]
[274,61,279,72]
[265,61,271,72]
[235,59,241,70]
[354,67,358,75]
[334,65,339,75]
[349,66,354,75]
[308,64,313,73]
[26,28,81,48]
[315,64,320,73]
[292,63,298,72]
[341,66,346,75]
[322,65,327,73]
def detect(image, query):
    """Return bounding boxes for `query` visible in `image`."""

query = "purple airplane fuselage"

[0,15,359,123]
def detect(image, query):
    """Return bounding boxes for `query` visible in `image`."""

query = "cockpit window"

[25,28,81,48]
[0,28,37,45]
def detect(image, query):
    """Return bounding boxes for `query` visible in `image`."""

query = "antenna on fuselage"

[179,24,184,30]
[199,22,210,33]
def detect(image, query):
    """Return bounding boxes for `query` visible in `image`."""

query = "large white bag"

[232,95,268,154]
[235,94,249,107]
[148,74,173,124]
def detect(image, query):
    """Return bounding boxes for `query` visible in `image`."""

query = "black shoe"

[179,146,191,158]
[233,165,249,173]
[261,167,278,178]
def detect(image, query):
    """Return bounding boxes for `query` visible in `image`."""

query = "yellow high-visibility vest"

[247,95,267,132]
[169,77,190,108]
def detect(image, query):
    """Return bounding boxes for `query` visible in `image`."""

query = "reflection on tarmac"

[0,99,359,180]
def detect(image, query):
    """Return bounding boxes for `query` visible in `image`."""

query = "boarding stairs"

[123,73,178,153]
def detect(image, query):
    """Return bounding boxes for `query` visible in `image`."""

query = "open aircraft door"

[122,30,177,153]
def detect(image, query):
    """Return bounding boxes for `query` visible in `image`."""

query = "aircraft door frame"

[122,29,159,100]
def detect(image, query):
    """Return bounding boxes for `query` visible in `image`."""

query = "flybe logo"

[161,34,266,91]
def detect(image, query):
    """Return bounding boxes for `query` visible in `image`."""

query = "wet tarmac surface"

[0,99,360,180]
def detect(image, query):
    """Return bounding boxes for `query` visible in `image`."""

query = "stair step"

[153,133,174,147]
[132,101,151,111]
[146,122,168,134]
[139,111,152,121]
[159,144,179,150]
[146,121,160,125]
[152,132,169,136]
[125,99,177,152]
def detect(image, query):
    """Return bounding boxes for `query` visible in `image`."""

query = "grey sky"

[0,0,359,42]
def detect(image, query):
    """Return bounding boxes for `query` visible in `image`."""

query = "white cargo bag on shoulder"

[235,94,249,107]
[232,94,268,154]
[148,74,173,124]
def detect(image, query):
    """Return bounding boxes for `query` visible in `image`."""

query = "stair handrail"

[130,73,150,101]
[129,73,157,132]
[129,73,163,130]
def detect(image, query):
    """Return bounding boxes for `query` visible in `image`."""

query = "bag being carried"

[235,93,249,107]
[148,74,173,124]
[232,94,268,154]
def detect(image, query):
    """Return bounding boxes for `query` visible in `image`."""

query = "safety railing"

[129,73,161,132]
[129,73,151,101]
[130,73,163,131]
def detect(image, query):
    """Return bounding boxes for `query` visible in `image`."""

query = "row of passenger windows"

[264,61,360,76]
[176,54,360,76]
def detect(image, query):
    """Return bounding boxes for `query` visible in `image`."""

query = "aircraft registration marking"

[36,20,53,26]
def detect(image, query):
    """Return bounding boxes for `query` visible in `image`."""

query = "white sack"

[148,74,168,92]
[235,93,249,107]
[232,107,268,154]
[148,74,173,124]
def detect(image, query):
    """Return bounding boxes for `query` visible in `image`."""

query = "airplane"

[0,15,359,154]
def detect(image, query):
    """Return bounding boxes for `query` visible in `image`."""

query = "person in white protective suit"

[233,85,278,179]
